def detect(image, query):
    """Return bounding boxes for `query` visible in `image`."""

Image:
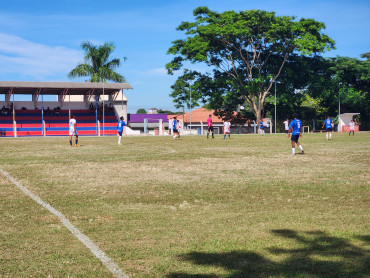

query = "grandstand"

[0,81,133,137]
[0,109,117,136]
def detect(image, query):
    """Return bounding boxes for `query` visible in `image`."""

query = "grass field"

[0,132,369,277]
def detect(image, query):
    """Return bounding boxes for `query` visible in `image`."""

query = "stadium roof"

[0,81,133,96]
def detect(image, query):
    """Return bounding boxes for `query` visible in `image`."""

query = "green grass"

[0,132,369,277]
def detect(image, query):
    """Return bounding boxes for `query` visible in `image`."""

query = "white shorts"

[69,129,77,136]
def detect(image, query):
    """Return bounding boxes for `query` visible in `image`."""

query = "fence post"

[169,119,173,135]
[159,119,163,136]
[269,120,272,134]
[312,119,315,132]
[13,120,17,137]
[98,120,101,136]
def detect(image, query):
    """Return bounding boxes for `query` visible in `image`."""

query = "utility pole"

[189,80,194,133]
[274,81,277,133]
[338,82,342,132]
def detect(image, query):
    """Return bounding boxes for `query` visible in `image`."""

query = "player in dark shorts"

[288,113,304,155]
[322,116,333,140]
[207,114,214,138]
[172,117,179,139]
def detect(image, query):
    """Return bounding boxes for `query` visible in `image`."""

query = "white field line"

[0,168,129,278]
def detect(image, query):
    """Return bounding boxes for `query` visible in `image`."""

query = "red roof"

[168,108,224,124]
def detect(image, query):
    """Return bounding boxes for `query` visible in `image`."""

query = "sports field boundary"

[0,168,129,278]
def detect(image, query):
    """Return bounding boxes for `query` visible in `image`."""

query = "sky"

[0,0,369,113]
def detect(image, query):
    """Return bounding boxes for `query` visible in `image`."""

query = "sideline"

[0,168,128,278]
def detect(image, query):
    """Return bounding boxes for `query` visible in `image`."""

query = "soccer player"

[207,114,214,138]
[259,119,265,135]
[69,114,79,147]
[223,120,231,139]
[349,119,355,135]
[176,119,181,138]
[322,116,333,140]
[288,113,304,155]
[283,119,289,135]
[117,116,127,145]
[172,117,180,139]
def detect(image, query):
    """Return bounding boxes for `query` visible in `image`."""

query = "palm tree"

[68,41,125,82]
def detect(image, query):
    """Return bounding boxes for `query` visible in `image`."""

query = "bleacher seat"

[0,109,117,136]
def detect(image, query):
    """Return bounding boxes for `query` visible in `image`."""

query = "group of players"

[68,114,127,147]
[171,114,231,140]
[68,113,357,156]
[281,115,357,155]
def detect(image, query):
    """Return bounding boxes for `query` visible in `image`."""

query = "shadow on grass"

[168,229,369,278]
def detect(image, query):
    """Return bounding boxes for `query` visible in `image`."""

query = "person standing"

[288,113,304,155]
[177,119,182,138]
[259,119,265,135]
[207,114,214,139]
[223,120,231,139]
[283,119,290,135]
[117,116,127,145]
[349,119,355,135]
[322,116,333,140]
[69,114,79,147]
[172,117,180,139]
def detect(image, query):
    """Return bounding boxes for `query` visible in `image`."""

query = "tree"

[136,108,147,114]
[157,109,181,115]
[306,55,370,129]
[166,7,335,126]
[69,41,125,82]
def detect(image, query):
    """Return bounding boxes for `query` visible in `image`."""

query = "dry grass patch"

[0,133,369,277]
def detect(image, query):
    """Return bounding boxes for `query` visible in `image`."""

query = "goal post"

[144,118,167,135]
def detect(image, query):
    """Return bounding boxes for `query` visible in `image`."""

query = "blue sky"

[1,0,369,113]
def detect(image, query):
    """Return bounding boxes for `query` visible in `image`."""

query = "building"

[148,108,159,114]
[0,81,133,137]
[127,114,168,133]
[0,81,132,120]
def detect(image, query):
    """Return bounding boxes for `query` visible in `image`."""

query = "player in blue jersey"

[117,116,127,145]
[259,120,265,135]
[172,117,180,139]
[288,113,304,155]
[322,116,333,140]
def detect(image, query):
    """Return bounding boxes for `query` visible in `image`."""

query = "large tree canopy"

[166,7,335,125]
[69,41,125,83]
[305,55,370,129]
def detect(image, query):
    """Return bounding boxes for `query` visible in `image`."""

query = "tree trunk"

[254,107,262,134]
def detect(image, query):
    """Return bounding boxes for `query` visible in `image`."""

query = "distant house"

[148,108,159,114]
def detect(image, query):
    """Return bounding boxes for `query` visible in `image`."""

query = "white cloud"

[0,33,83,80]
[147,67,168,76]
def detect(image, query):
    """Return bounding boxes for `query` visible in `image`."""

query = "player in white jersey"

[349,120,355,135]
[223,120,231,139]
[69,114,79,147]
[283,119,289,135]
